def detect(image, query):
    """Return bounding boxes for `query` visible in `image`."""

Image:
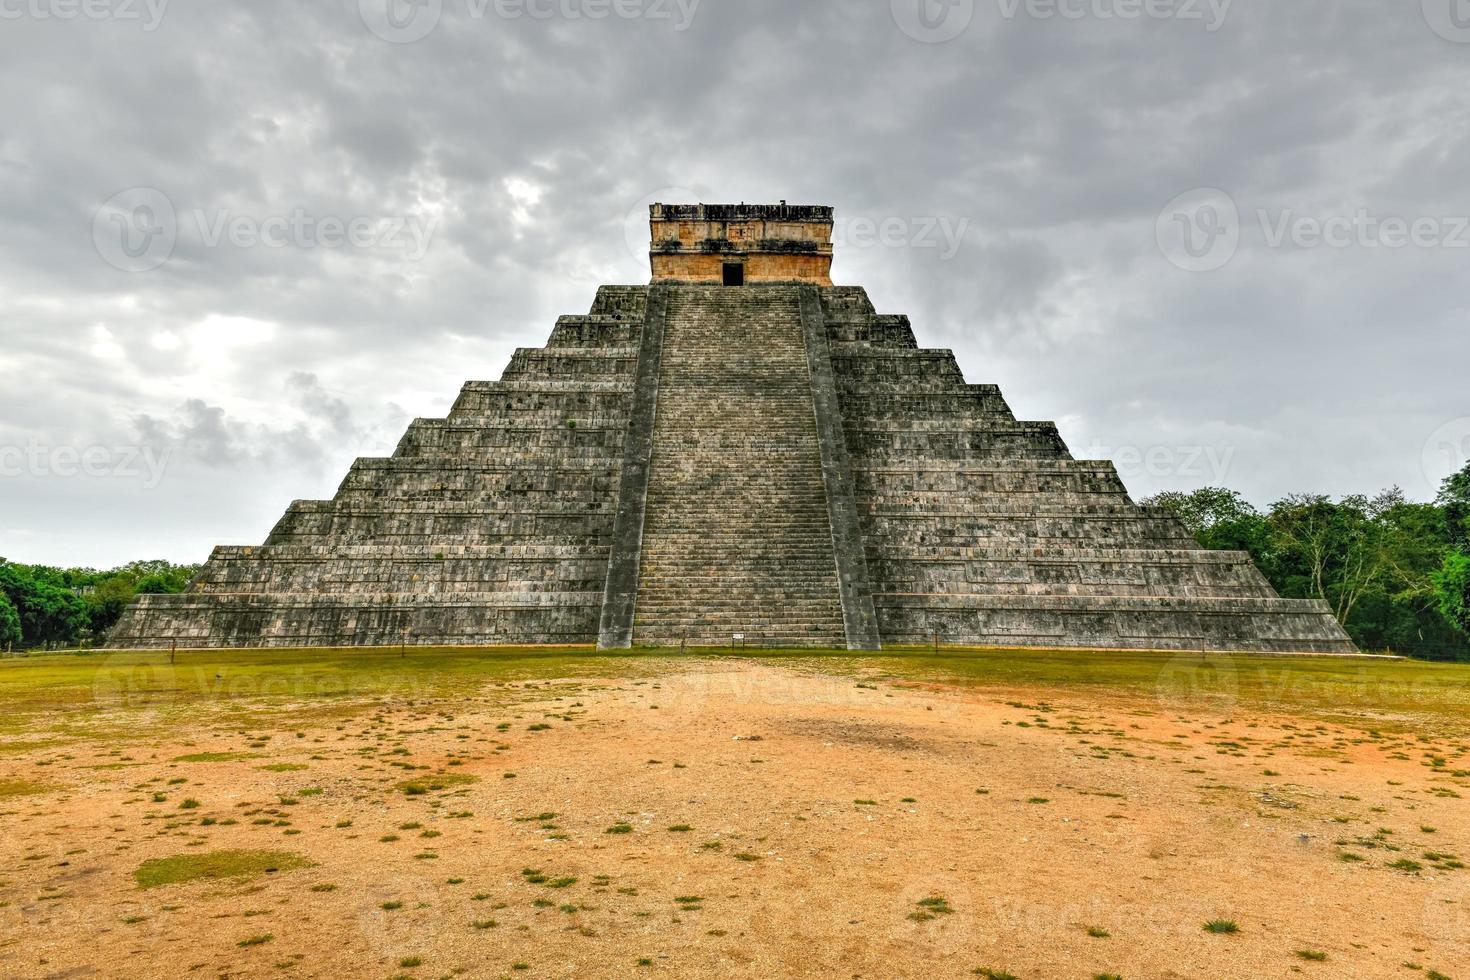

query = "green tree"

[1142,487,1269,554]
[84,575,139,635]
[135,572,181,594]
[0,560,87,649]
[67,560,200,639]
[1353,498,1464,658]
[1438,462,1470,551]
[1144,487,1256,536]
[1436,551,1470,637]
[0,591,20,649]
[20,579,88,648]
[1148,487,1470,660]
[1266,493,1389,626]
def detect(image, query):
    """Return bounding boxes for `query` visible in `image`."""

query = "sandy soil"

[1,659,1467,979]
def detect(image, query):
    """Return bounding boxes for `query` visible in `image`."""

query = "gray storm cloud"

[0,0,1467,566]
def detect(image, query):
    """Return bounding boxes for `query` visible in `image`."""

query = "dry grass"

[0,648,1466,977]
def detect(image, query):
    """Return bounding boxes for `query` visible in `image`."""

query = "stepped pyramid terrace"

[109,204,1356,654]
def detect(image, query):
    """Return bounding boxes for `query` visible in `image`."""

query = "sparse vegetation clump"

[0,779,49,799]
[134,850,313,889]
[397,772,478,795]
[909,896,953,922]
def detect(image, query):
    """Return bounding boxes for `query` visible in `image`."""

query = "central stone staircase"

[632,285,847,646]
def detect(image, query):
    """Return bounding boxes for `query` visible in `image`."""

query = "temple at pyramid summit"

[109,203,1356,653]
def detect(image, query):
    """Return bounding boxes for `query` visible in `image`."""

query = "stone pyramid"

[109,204,1355,653]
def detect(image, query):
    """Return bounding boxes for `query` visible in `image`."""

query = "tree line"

[0,559,200,651]
[1143,461,1470,661]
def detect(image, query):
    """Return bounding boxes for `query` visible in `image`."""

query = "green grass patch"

[7,646,1467,753]
[134,849,314,889]
[909,896,954,921]
[397,772,478,795]
[0,778,50,798]
[0,647,672,739]
[831,648,1470,736]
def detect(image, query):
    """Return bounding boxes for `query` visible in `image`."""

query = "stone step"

[630,285,846,644]
[106,278,1357,655]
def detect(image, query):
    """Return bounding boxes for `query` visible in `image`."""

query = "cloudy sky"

[1,0,1467,568]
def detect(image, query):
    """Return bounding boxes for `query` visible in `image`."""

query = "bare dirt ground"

[2,655,1468,979]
